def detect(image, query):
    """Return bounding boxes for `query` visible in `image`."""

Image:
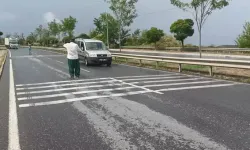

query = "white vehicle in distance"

[75,38,112,67]
[5,37,19,49]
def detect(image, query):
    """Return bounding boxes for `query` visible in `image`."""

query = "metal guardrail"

[120,46,250,53]
[112,53,250,76]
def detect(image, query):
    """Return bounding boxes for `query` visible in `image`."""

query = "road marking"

[130,77,203,84]
[16,77,200,91]
[17,82,127,95]
[8,50,21,150]
[111,78,163,94]
[115,73,178,79]
[122,75,183,82]
[9,50,12,57]
[143,80,219,88]
[16,78,111,87]
[11,55,64,58]
[29,57,69,77]
[19,90,150,108]
[15,74,175,87]
[156,83,235,92]
[16,80,116,90]
[80,68,90,72]
[45,57,90,73]
[18,86,135,101]
[56,60,64,64]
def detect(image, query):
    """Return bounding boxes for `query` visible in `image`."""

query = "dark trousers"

[68,59,80,77]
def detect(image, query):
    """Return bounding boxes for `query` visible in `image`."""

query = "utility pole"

[106,13,109,49]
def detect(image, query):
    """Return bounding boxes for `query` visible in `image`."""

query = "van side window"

[80,42,85,51]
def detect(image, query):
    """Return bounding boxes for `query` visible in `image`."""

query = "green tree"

[155,35,181,49]
[170,19,194,48]
[93,13,119,45]
[76,33,90,39]
[170,0,230,57]
[105,0,138,50]
[48,19,62,40]
[139,30,149,45]
[125,29,141,46]
[61,16,77,38]
[145,27,164,49]
[35,25,43,41]
[26,32,36,44]
[235,22,250,48]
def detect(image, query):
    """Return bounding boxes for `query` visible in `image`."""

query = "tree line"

[1,0,238,56]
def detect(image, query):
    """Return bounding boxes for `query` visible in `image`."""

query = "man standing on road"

[28,43,32,55]
[63,39,81,79]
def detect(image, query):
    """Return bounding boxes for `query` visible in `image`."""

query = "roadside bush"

[155,35,181,50]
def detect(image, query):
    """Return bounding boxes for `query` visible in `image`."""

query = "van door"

[80,41,88,58]
[78,41,85,58]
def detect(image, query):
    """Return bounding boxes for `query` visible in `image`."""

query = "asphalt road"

[110,49,250,61]
[1,48,250,150]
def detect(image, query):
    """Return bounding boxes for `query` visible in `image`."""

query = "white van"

[75,38,112,67]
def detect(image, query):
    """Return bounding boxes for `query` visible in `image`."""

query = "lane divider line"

[8,50,21,150]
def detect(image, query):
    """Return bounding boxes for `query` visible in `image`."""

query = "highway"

[111,49,250,61]
[0,48,250,149]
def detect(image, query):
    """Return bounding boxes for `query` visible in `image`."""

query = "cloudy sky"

[0,0,248,46]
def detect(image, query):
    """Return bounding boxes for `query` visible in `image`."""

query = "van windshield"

[85,42,107,50]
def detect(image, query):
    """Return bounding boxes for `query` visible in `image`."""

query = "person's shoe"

[75,76,80,79]
[70,76,74,80]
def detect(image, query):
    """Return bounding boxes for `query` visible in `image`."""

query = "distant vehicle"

[5,37,19,49]
[74,38,112,67]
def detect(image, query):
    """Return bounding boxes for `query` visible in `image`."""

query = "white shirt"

[63,42,80,59]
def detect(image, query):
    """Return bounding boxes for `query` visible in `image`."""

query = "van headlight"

[89,54,97,57]
[107,53,112,57]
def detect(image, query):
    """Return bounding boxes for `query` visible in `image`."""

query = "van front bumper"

[87,57,112,64]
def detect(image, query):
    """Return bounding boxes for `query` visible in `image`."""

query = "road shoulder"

[0,50,7,79]
[0,54,9,150]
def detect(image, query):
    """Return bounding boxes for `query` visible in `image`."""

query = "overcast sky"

[0,0,249,46]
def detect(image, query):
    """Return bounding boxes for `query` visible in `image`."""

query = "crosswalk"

[16,73,236,108]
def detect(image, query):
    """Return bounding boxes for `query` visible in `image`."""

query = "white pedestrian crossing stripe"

[16,74,236,108]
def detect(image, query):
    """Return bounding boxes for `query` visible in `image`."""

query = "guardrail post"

[209,66,213,76]
[139,59,142,66]
[156,61,159,69]
[125,58,128,63]
[178,64,182,72]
